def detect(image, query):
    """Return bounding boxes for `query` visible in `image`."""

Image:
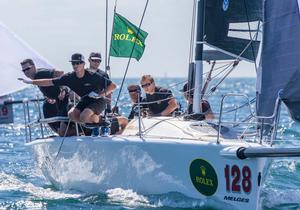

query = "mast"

[193,0,205,113]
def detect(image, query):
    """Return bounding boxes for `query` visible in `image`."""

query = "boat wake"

[82,188,232,210]
[0,170,233,209]
[0,171,81,209]
[0,171,81,199]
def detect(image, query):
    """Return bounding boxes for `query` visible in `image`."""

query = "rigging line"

[142,117,179,135]
[105,0,109,76]
[210,62,233,80]
[54,119,71,161]
[103,0,116,111]
[223,97,256,114]
[113,0,150,111]
[209,62,232,71]
[208,31,259,85]
[107,0,118,72]
[201,61,215,98]
[207,62,239,94]
[253,21,261,41]
[243,0,258,72]
[189,0,197,63]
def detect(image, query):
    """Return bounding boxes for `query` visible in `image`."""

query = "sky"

[0,0,256,78]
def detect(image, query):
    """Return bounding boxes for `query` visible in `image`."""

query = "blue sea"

[1,78,300,210]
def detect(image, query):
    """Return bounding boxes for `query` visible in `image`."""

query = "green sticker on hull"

[190,158,218,196]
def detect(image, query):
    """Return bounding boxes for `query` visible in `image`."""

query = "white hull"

[27,117,271,209]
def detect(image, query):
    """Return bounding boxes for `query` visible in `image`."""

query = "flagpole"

[113,0,149,111]
[107,3,117,77]
[105,0,109,77]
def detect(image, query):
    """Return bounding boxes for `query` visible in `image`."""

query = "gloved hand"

[88,91,101,99]
[18,78,33,84]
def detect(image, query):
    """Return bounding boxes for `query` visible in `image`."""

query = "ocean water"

[1,78,300,210]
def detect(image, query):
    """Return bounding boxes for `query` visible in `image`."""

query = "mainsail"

[0,22,53,97]
[203,0,262,62]
[257,0,300,121]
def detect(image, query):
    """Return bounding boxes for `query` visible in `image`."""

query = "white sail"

[0,22,53,97]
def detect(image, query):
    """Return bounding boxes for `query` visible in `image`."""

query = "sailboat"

[2,0,300,209]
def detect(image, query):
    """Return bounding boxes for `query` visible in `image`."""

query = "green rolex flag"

[110,13,148,61]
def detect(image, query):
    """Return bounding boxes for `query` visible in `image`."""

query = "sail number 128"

[224,165,251,193]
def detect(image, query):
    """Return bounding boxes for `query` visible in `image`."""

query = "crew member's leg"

[68,97,89,123]
[68,107,81,122]
[43,101,60,133]
[80,108,101,123]
[79,97,107,123]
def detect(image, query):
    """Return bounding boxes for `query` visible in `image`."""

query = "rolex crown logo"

[127,28,134,34]
[200,166,206,176]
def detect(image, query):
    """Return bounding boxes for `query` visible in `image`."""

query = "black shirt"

[128,97,145,120]
[187,100,211,120]
[34,68,61,99]
[52,70,112,97]
[96,69,109,79]
[87,68,110,79]
[145,86,173,115]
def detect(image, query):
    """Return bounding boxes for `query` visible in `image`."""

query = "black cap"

[127,84,141,91]
[70,53,85,62]
[89,52,102,61]
[181,83,194,96]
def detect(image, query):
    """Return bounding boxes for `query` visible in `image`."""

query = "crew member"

[181,83,214,120]
[127,84,145,120]
[20,59,71,136]
[19,53,117,125]
[140,75,178,116]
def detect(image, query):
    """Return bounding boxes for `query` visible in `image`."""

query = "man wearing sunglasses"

[140,75,178,116]
[19,53,116,125]
[20,58,70,136]
[127,84,147,120]
[87,52,104,74]
[87,52,112,112]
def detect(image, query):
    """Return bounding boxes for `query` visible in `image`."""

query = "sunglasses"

[128,89,138,93]
[141,82,152,88]
[22,66,32,72]
[90,59,101,63]
[72,61,84,66]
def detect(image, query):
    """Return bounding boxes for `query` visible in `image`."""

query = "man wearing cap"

[87,52,106,74]
[140,75,178,116]
[127,84,146,120]
[19,53,117,125]
[20,59,73,136]
[181,82,214,120]
[87,52,112,112]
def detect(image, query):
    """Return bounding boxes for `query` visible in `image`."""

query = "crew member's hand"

[88,91,101,99]
[18,78,33,84]
[46,98,56,104]
[99,91,107,98]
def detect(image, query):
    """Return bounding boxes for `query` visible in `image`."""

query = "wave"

[0,171,81,200]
